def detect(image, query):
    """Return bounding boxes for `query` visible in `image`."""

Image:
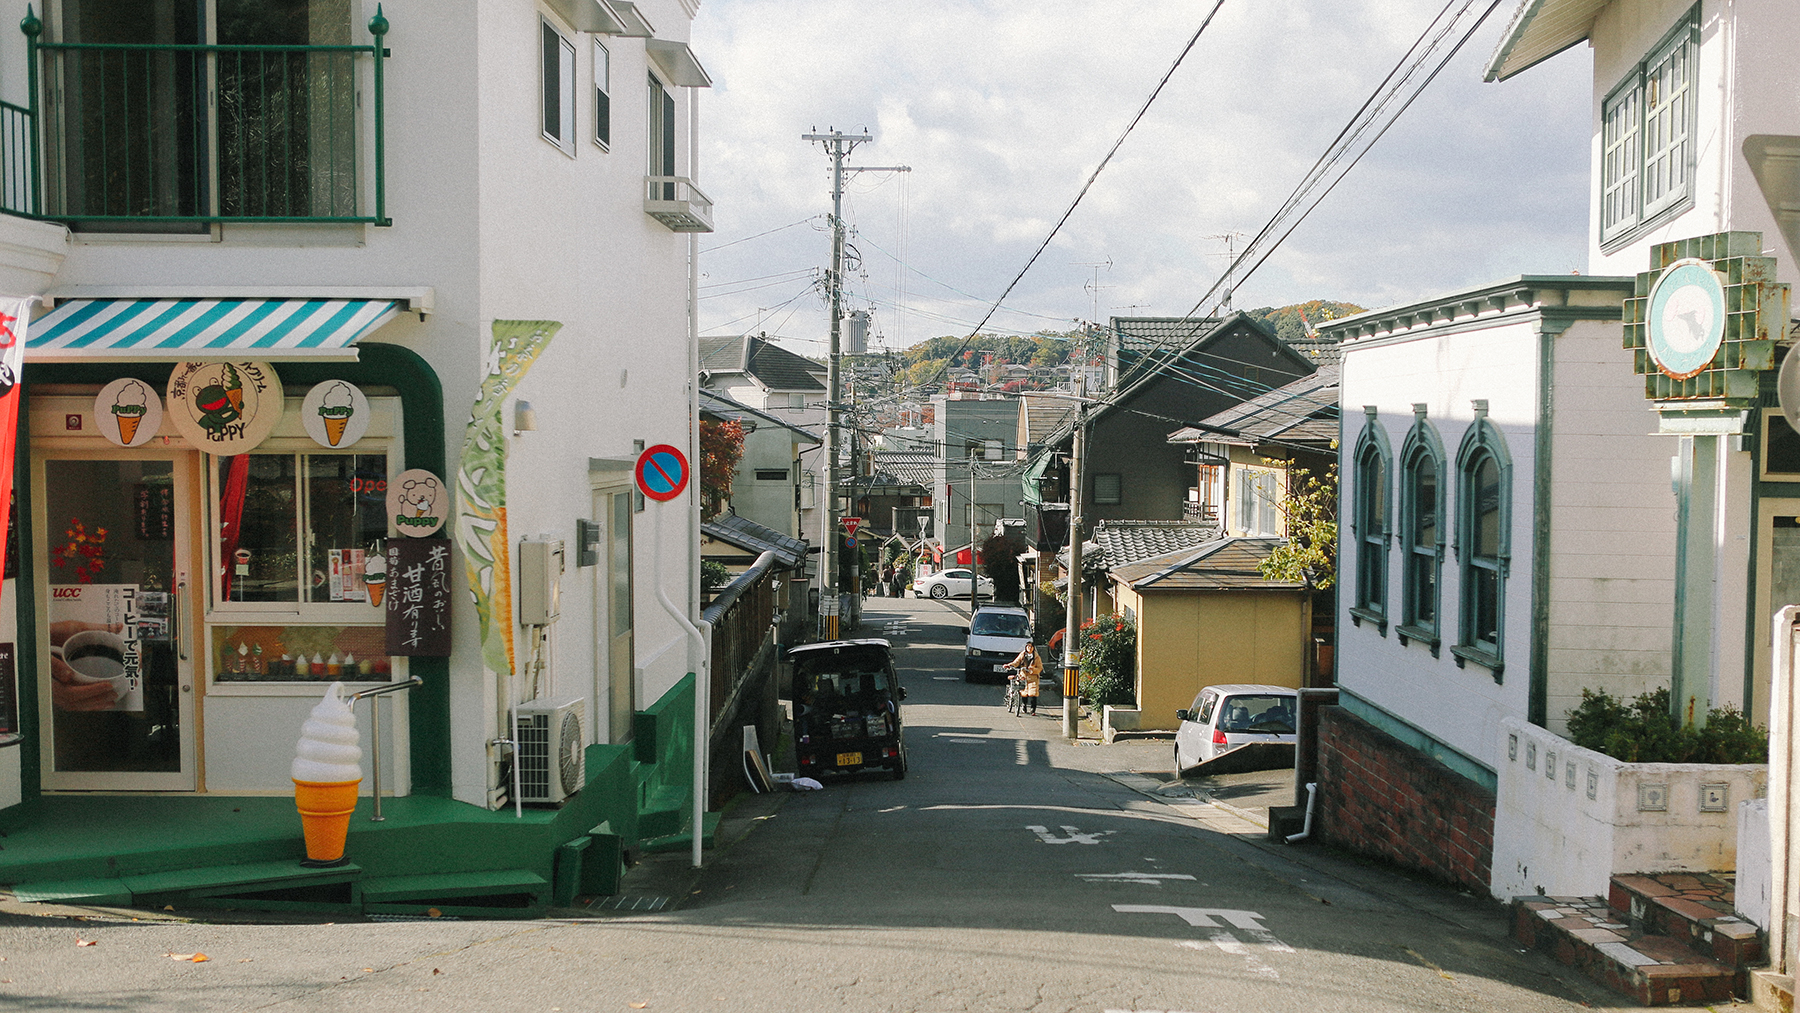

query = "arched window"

[1348,406,1393,632]
[1453,403,1511,677]
[1399,405,1446,653]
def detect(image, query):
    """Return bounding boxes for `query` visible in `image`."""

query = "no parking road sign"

[635,444,690,502]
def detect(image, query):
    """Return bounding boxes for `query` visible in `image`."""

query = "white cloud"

[691,0,1592,351]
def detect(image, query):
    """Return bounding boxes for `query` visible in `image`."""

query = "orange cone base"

[294,778,361,863]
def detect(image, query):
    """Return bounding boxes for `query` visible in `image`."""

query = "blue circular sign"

[1648,259,1727,381]
[635,444,689,502]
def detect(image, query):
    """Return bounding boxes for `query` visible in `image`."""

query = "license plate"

[836,751,862,767]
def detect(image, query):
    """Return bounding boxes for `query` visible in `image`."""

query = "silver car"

[1174,684,1298,772]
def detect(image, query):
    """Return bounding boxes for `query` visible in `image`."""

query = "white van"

[964,605,1032,683]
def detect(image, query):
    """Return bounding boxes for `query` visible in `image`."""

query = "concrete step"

[11,860,363,909]
[1513,895,1742,1006]
[1609,872,1762,969]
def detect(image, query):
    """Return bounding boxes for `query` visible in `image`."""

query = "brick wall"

[1317,705,1496,894]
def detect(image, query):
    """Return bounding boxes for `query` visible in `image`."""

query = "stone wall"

[1317,705,1496,894]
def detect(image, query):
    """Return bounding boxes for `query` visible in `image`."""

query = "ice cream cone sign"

[301,380,370,449]
[363,552,387,608]
[95,378,164,448]
[386,469,448,536]
[292,682,362,866]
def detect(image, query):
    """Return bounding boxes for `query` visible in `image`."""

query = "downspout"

[1285,781,1318,844]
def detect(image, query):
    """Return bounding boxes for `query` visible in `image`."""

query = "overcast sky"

[689,0,1594,354]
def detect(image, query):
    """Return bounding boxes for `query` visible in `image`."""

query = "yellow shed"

[1108,538,1311,731]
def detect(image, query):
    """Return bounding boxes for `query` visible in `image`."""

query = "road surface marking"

[1075,872,1196,886]
[932,676,960,681]
[1028,825,1114,845]
[1015,740,1029,765]
[1112,905,1270,931]
[941,737,989,744]
[1181,936,1281,980]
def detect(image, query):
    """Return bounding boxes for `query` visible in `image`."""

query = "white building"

[0,0,714,913]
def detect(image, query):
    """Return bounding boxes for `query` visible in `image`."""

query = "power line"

[699,215,823,254]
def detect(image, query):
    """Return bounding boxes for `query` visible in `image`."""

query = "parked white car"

[1173,684,1299,772]
[913,568,994,600]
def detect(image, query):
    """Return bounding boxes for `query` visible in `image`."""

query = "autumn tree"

[698,419,745,520]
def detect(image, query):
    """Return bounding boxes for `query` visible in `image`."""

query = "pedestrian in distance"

[880,563,894,598]
[1003,644,1042,715]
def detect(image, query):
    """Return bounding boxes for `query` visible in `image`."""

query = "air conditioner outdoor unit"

[516,696,586,805]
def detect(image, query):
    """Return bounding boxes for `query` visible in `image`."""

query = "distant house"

[1166,364,1338,536]
[933,394,1028,555]
[1109,539,1310,731]
[698,389,819,543]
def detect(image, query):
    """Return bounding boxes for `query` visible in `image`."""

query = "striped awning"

[28,298,402,362]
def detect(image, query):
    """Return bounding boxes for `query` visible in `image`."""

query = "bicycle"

[1002,671,1024,714]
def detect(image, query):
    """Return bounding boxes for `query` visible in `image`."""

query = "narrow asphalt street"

[0,596,1647,1012]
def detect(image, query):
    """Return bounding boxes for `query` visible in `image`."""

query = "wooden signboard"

[385,537,453,657]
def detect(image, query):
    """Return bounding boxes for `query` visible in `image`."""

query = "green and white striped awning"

[28,298,401,362]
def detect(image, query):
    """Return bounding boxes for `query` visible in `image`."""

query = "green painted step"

[639,812,722,855]
[10,878,133,906]
[12,860,363,907]
[356,868,548,904]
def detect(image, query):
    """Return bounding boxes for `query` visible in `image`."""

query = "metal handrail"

[350,675,421,822]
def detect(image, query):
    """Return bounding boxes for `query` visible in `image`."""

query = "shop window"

[1599,6,1698,246]
[1349,407,1392,632]
[212,447,392,684]
[1452,407,1511,677]
[1398,408,1446,652]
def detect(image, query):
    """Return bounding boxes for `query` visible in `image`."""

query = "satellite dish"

[1780,346,1800,432]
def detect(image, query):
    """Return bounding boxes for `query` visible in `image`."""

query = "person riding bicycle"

[1002,644,1042,715]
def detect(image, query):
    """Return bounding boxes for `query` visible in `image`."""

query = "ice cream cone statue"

[291,681,362,865]
[363,553,387,608]
[110,380,149,444]
[318,381,355,446]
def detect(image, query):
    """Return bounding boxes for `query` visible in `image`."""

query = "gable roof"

[702,512,808,569]
[1109,537,1303,591]
[1093,312,1317,426]
[1086,519,1221,571]
[1485,0,1610,82]
[699,334,825,392]
[1167,363,1339,448]
[698,389,821,443]
[1019,394,1077,449]
[869,451,936,489]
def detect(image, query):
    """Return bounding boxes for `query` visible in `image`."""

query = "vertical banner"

[456,320,560,680]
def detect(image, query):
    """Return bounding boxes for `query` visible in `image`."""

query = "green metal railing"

[4,5,389,227]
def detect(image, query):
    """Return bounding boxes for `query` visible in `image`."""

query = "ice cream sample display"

[291,681,363,864]
[318,381,355,446]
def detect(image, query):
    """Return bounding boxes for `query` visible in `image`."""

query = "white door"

[36,449,200,790]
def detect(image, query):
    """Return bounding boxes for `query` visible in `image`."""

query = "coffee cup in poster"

[387,469,448,536]
[48,584,144,713]
[165,361,283,453]
[301,380,371,448]
[95,378,165,447]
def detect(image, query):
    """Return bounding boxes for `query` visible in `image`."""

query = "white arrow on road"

[1075,872,1197,886]
[1112,905,1269,930]
[1027,825,1115,845]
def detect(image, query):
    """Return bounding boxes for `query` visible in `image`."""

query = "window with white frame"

[1234,467,1281,537]
[648,73,676,196]
[594,38,611,149]
[1453,408,1511,675]
[541,20,576,154]
[1600,7,1698,245]
[1349,408,1392,631]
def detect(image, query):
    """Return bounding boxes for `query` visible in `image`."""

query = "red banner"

[0,297,30,580]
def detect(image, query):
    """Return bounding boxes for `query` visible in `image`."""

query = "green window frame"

[1348,406,1392,633]
[1452,406,1511,677]
[1398,406,1446,653]
[1599,6,1698,246]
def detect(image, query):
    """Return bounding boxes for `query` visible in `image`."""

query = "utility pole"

[1062,403,1087,740]
[802,128,908,638]
[1207,232,1246,313]
[968,457,979,608]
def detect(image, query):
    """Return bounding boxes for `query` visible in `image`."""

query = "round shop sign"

[165,361,283,453]
[94,378,165,447]
[1647,258,1728,381]
[301,380,371,448]
[387,469,449,536]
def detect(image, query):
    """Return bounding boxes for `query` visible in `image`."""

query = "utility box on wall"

[519,538,566,625]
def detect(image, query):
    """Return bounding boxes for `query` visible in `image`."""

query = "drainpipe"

[1285,782,1318,845]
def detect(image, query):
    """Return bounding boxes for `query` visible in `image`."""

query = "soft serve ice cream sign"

[95,378,164,447]
[301,380,370,448]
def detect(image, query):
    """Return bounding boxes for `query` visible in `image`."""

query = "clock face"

[1647,259,1727,380]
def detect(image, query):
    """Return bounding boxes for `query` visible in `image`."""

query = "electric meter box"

[519,538,565,625]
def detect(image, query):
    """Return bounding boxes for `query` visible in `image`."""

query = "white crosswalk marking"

[1075,872,1197,886]
[1181,937,1281,980]
[1113,904,1270,930]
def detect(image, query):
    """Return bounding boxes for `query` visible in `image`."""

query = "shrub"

[701,559,731,592]
[1077,613,1136,707]
[1564,687,1768,764]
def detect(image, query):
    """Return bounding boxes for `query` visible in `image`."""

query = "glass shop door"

[34,449,199,790]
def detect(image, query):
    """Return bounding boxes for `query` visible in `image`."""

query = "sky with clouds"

[690,0,1595,354]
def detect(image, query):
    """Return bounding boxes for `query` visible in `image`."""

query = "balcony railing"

[4,10,389,227]
[644,175,713,233]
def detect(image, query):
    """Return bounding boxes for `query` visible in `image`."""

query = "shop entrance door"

[35,450,198,790]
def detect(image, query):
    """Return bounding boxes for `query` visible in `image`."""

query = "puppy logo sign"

[166,361,282,453]
[635,444,689,503]
[386,469,448,537]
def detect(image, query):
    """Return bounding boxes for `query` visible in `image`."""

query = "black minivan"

[789,639,908,780]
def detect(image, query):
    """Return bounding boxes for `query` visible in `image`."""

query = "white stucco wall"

[0,0,708,808]
[1586,0,1800,286]
[1337,314,1541,773]
[1543,318,1677,733]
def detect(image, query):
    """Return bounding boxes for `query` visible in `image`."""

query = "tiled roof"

[868,451,936,488]
[702,513,808,570]
[1019,394,1076,448]
[1109,538,1303,591]
[1168,363,1339,448]
[1112,316,1224,353]
[1283,334,1343,365]
[698,389,821,443]
[698,334,825,392]
[1088,519,1221,570]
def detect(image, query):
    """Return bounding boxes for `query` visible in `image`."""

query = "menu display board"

[385,538,452,657]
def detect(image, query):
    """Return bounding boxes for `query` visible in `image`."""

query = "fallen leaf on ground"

[165,953,208,963]
[237,959,252,963]
[630,1004,648,1009]
[432,968,441,975]
[427,908,442,918]
[75,938,96,947]
[361,968,373,973]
